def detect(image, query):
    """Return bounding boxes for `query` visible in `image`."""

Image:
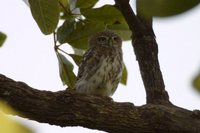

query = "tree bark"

[115,0,170,104]
[0,74,200,133]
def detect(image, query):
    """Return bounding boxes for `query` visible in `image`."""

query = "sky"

[0,0,200,133]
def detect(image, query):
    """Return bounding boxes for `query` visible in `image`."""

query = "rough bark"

[115,0,170,104]
[0,74,200,133]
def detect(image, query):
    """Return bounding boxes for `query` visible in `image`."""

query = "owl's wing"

[76,47,103,81]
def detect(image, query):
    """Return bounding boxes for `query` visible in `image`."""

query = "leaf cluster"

[0,101,33,133]
[26,0,199,89]
[28,0,130,88]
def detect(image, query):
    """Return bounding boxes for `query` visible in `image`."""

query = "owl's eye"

[112,36,118,42]
[97,36,107,44]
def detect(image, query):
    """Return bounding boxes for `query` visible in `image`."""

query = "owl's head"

[89,30,122,48]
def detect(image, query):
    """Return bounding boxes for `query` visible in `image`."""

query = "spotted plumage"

[75,30,123,96]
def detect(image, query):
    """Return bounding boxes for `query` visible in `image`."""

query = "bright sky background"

[0,0,200,133]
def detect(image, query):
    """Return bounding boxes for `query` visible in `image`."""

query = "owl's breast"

[88,54,123,96]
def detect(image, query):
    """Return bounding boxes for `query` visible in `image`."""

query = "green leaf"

[82,5,126,24]
[59,0,74,19]
[73,47,85,56]
[137,0,200,17]
[0,102,34,133]
[57,52,76,88]
[193,73,200,93]
[57,21,131,50]
[120,64,128,85]
[77,0,98,9]
[0,32,7,47]
[68,54,82,66]
[29,0,59,34]
[59,21,105,49]
[69,37,88,50]
[59,0,69,8]
[108,24,131,41]
[57,19,76,44]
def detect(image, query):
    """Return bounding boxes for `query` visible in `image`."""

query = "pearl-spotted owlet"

[75,30,123,96]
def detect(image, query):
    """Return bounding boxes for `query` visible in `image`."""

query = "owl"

[75,30,123,96]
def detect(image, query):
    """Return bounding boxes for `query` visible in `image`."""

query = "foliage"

[28,0,130,88]
[137,0,200,17]
[193,72,200,93]
[29,0,59,34]
[26,0,199,88]
[0,101,33,133]
[56,52,76,88]
[121,64,128,85]
[0,32,7,47]
[76,0,98,9]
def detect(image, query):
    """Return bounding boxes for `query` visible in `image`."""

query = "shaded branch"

[136,0,154,36]
[1,74,200,133]
[115,0,170,104]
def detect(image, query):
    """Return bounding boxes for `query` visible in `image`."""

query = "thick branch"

[1,74,200,133]
[115,0,170,104]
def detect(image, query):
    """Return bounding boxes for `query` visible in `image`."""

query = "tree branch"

[115,0,170,104]
[0,74,200,133]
